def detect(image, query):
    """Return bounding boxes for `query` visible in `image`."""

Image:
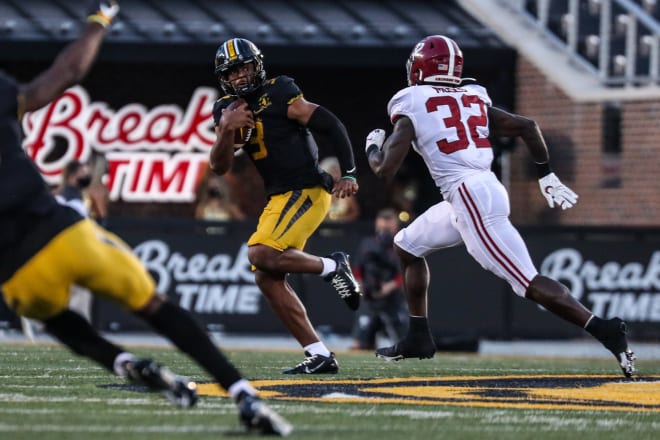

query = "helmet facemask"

[218,60,262,96]
[406,57,415,86]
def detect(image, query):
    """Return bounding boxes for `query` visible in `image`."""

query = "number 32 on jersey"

[425,94,491,154]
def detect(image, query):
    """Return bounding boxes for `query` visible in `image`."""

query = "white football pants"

[395,171,538,297]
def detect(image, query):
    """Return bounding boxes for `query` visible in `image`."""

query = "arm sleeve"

[0,75,48,213]
[306,105,356,176]
[0,155,52,213]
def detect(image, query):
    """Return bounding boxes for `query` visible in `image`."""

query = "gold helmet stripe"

[227,39,237,60]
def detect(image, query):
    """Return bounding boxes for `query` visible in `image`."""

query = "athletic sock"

[585,315,605,337]
[319,257,337,277]
[44,310,123,373]
[303,341,331,357]
[408,316,430,336]
[113,352,137,377]
[228,378,258,400]
[583,314,595,329]
[405,315,436,347]
[585,315,627,353]
[145,301,243,391]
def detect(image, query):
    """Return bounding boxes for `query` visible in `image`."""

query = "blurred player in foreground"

[209,38,360,374]
[0,2,291,435]
[365,35,635,378]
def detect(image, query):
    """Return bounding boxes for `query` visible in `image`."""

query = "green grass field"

[0,343,658,440]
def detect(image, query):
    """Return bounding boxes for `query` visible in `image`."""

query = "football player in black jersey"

[0,3,291,435]
[210,38,361,374]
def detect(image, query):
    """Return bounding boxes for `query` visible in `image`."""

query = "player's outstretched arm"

[488,106,578,210]
[365,116,414,181]
[488,106,550,164]
[18,1,119,114]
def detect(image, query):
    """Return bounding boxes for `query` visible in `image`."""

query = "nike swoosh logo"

[344,167,356,174]
[305,360,332,373]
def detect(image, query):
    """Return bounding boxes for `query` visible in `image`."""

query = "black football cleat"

[124,358,199,407]
[593,318,636,378]
[238,392,293,437]
[376,337,437,361]
[282,351,339,374]
[324,251,361,311]
[617,349,637,378]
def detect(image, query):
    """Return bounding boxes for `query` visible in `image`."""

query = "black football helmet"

[214,38,266,96]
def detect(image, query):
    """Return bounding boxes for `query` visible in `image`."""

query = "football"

[226,97,247,110]
[226,98,252,148]
[234,126,253,148]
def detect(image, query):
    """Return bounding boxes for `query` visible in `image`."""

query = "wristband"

[341,175,357,182]
[88,12,112,28]
[535,161,551,178]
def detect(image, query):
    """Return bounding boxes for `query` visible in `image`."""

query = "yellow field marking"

[197,375,660,412]
[529,381,660,406]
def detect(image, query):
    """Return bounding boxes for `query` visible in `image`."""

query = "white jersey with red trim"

[389,83,540,297]
[387,83,493,198]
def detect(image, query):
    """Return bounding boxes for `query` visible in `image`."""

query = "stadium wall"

[510,58,660,227]
[2,220,658,341]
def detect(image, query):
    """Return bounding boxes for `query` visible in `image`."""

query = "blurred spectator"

[350,208,408,349]
[195,168,246,221]
[57,157,109,226]
[57,160,92,217]
[54,159,96,323]
[320,156,360,222]
[86,154,110,226]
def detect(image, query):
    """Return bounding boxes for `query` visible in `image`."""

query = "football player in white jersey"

[365,35,636,378]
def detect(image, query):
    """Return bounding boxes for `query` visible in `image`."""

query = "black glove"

[87,0,120,28]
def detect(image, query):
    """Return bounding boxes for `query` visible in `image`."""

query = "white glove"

[365,128,386,154]
[538,172,578,210]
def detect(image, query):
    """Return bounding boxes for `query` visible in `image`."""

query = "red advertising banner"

[22,86,217,202]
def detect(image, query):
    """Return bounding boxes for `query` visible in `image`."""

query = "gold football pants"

[2,219,155,320]
[248,186,331,251]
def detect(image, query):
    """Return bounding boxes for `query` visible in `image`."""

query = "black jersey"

[0,71,82,282]
[353,235,402,299]
[213,76,333,197]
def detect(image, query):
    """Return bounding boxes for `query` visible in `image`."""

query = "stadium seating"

[521,0,658,87]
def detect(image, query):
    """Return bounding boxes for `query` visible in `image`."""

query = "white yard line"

[0,423,229,433]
